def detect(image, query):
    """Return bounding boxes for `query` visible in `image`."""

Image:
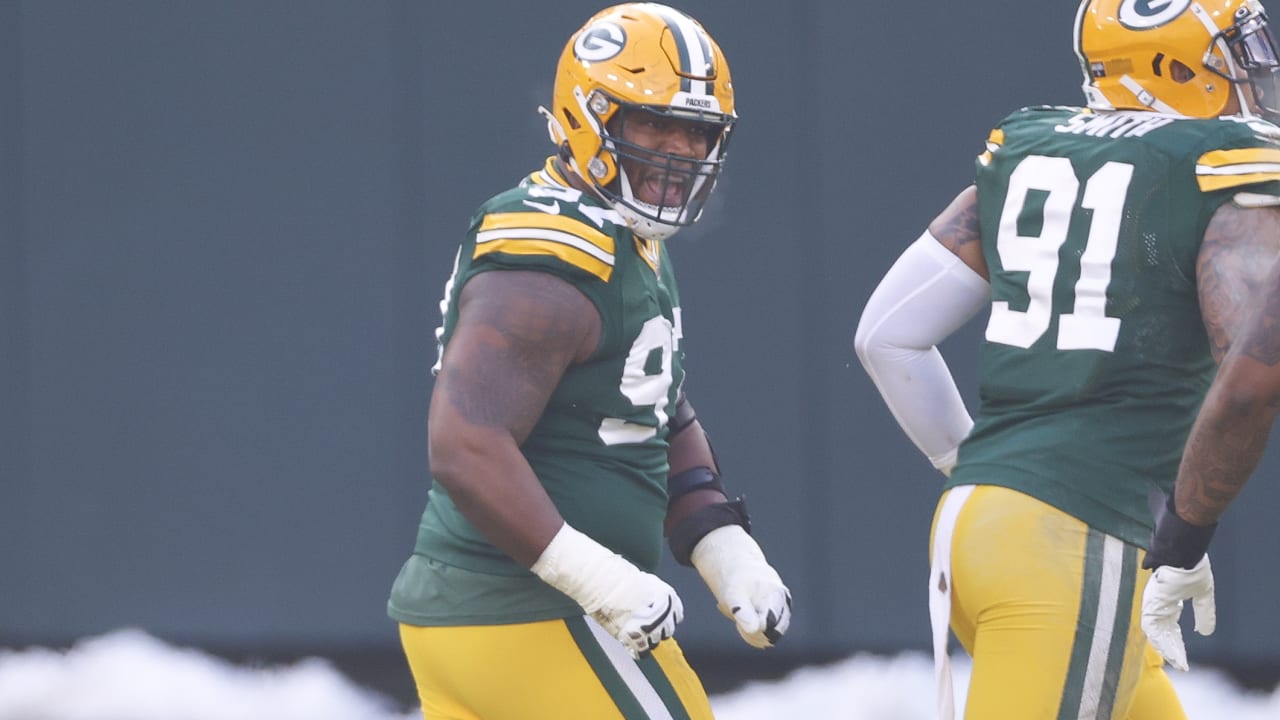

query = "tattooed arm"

[1180,243,1280,526]
[1139,203,1280,671]
[1140,205,1280,670]
[1197,202,1280,362]
[1176,301,1280,525]
[929,185,989,280]
[1143,201,1280,571]
[427,269,599,566]
[1181,202,1280,524]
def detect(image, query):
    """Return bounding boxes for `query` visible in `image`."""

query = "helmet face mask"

[1076,0,1280,123]
[543,3,736,241]
[602,101,733,233]
[1210,5,1280,118]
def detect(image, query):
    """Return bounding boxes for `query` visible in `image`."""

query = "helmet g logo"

[574,21,626,62]
[1118,0,1192,29]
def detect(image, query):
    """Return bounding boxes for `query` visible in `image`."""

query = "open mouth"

[637,173,689,208]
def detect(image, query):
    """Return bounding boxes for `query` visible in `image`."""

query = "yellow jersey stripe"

[1197,147,1280,169]
[480,212,615,255]
[1196,147,1280,190]
[1196,148,1280,190]
[985,128,1005,153]
[978,128,1004,166]
[538,158,573,187]
[474,228,614,281]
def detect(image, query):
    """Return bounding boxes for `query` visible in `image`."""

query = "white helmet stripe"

[648,3,713,96]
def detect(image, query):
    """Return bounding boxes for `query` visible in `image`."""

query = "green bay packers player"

[387,4,791,719]
[855,1,1280,718]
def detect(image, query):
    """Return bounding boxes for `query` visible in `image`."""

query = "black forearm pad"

[668,497,751,567]
[667,466,725,504]
[667,393,697,439]
[1143,494,1218,571]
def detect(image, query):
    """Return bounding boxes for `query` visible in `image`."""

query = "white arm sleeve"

[854,230,989,474]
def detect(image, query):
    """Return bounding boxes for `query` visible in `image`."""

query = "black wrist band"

[668,497,751,567]
[1143,494,1217,571]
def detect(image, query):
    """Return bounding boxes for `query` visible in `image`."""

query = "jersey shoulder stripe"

[977,128,1005,167]
[1196,146,1280,191]
[526,156,574,188]
[475,211,616,281]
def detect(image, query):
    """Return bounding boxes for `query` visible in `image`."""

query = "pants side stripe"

[567,615,676,720]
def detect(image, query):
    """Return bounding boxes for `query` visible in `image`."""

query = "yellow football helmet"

[541,3,735,241]
[1075,0,1280,120]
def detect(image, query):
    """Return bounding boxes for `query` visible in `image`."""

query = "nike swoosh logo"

[522,199,560,215]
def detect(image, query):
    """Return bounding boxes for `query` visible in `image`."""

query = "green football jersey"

[389,158,685,626]
[948,106,1280,547]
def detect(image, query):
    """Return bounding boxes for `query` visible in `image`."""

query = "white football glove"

[532,523,683,659]
[1140,555,1216,672]
[691,525,792,649]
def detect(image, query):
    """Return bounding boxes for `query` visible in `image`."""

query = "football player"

[855,1,1280,718]
[387,4,792,719]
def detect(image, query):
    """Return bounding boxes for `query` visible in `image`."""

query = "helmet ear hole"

[1170,59,1197,84]
[562,108,581,131]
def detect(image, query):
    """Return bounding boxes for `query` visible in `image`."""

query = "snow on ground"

[0,629,1276,719]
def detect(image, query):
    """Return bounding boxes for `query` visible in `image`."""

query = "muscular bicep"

[425,269,600,565]
[1197,202,1280,362]
[432,270,601,446]
[928,185,989,281]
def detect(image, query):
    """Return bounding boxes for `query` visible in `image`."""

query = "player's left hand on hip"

[1140,554,1216,672]
[690,525,792,649]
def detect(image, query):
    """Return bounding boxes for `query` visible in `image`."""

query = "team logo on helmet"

[1118,0,1193,29]
[574,21,626,62]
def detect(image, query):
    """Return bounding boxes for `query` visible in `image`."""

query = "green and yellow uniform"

[389,158,711,720]
[939,106,1280,719]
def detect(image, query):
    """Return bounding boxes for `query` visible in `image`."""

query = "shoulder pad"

[474,184,625,282]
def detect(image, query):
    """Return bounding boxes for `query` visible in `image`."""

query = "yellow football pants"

[933,485,1186,720]
[400,617,715,720]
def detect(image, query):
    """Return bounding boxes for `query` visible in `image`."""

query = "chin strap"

[537,105,567,147]
[1117,76,1182,114]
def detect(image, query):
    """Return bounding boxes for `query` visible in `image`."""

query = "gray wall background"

[3,0,1278,703]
